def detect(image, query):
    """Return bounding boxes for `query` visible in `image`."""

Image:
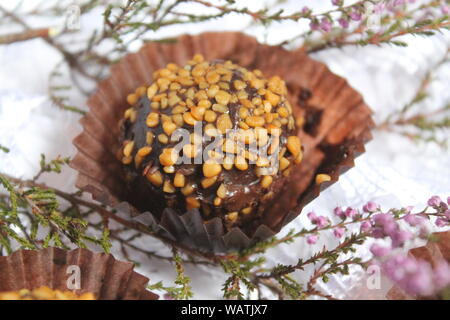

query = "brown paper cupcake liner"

[71,32,374,253]
[386,230,450,300]
[0,247,158,300]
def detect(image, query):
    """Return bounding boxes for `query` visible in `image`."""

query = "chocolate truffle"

[119,54,302,229]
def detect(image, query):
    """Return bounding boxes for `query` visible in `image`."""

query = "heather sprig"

[1,1,449,115]
[148,249,194,300]
[1,153,449,299]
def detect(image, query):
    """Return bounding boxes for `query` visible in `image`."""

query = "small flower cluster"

[307,0,448,33]
[305,195,450,297]
[376,253,450,297]
[429,196,450,227]
[369,196,450,297]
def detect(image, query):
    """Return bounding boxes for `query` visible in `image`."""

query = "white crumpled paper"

[0,0,449,299]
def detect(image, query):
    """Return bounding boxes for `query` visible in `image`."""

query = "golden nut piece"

[315,174,331,185]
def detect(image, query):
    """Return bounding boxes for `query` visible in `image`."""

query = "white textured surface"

[0,0,449,299]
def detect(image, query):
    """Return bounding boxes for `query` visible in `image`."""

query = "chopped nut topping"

[122,53,299,222]
[316,174,331,185]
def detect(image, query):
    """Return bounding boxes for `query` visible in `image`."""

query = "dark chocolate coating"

[120,59,298,230]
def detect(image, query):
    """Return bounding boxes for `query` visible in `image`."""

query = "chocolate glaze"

[120,60,299,230]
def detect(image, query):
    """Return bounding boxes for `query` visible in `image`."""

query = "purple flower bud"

[163,293,175,300]
[371,227,385,239]
[444,209,450,219]
[447,196,450,206]
[349,11,362,21]
[333,227,345,238]
[419,224,430,239]
[391,230,412,248]
[370,244,390,257]
[331,0,342,6]
[441,5,450,15]
[310,21,320,31]
[406,262,434,297]
[315,216,329,229]
[403,214,425,227]
[338,17,349,28]
[307,235,318,244]
[394,0,406,6]
[307,211,317,222]
[360,221,372,233]
[320,17,332,32]
[428,195,442,208]
[345,207,358,219]
[374,3,386,13]
[434,261,450,290]
[435,218,449,228]
[334,206,345,218]
[372,213,394,226]
[301,6,311,15]
[363,201,379,213]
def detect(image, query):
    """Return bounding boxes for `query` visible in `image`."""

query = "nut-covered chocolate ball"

[119,54,302,229]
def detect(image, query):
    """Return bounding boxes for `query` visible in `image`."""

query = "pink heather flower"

[394,0,406,6]
[404,261,435,297]
[307,235,318,244]
[403,214,425,227]
[383,255,408,281]
[372,213,398,238]
[434,262,450,290]
[301,6,311,15]
[373,213,394,225]
[391,230,412,248]
[441,5,449,15]
[447,196,450,205]
[374,3,386,13]
[371,227,385,239]
[363,201,379,213]
[163,293,175,300]
[360,221,372,233]
[338,17,349,28]
[381,256,434,297]
[370,244,390,257]
[444,209,450,219]
[419,224,431,239]
[334,207,345,218]
[331,0,342,6]
[427,195,442,207]
[320,17,332,32]
[349,11,362,21]
[307,211,317,222]
[345,207,358,219]
[372,213,393,226]
[333,227,345,238]
[435,218,449,228]
[310,20,320,31]
[315,216,329,228]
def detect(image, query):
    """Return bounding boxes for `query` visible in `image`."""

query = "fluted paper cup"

[0,247,158,300]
